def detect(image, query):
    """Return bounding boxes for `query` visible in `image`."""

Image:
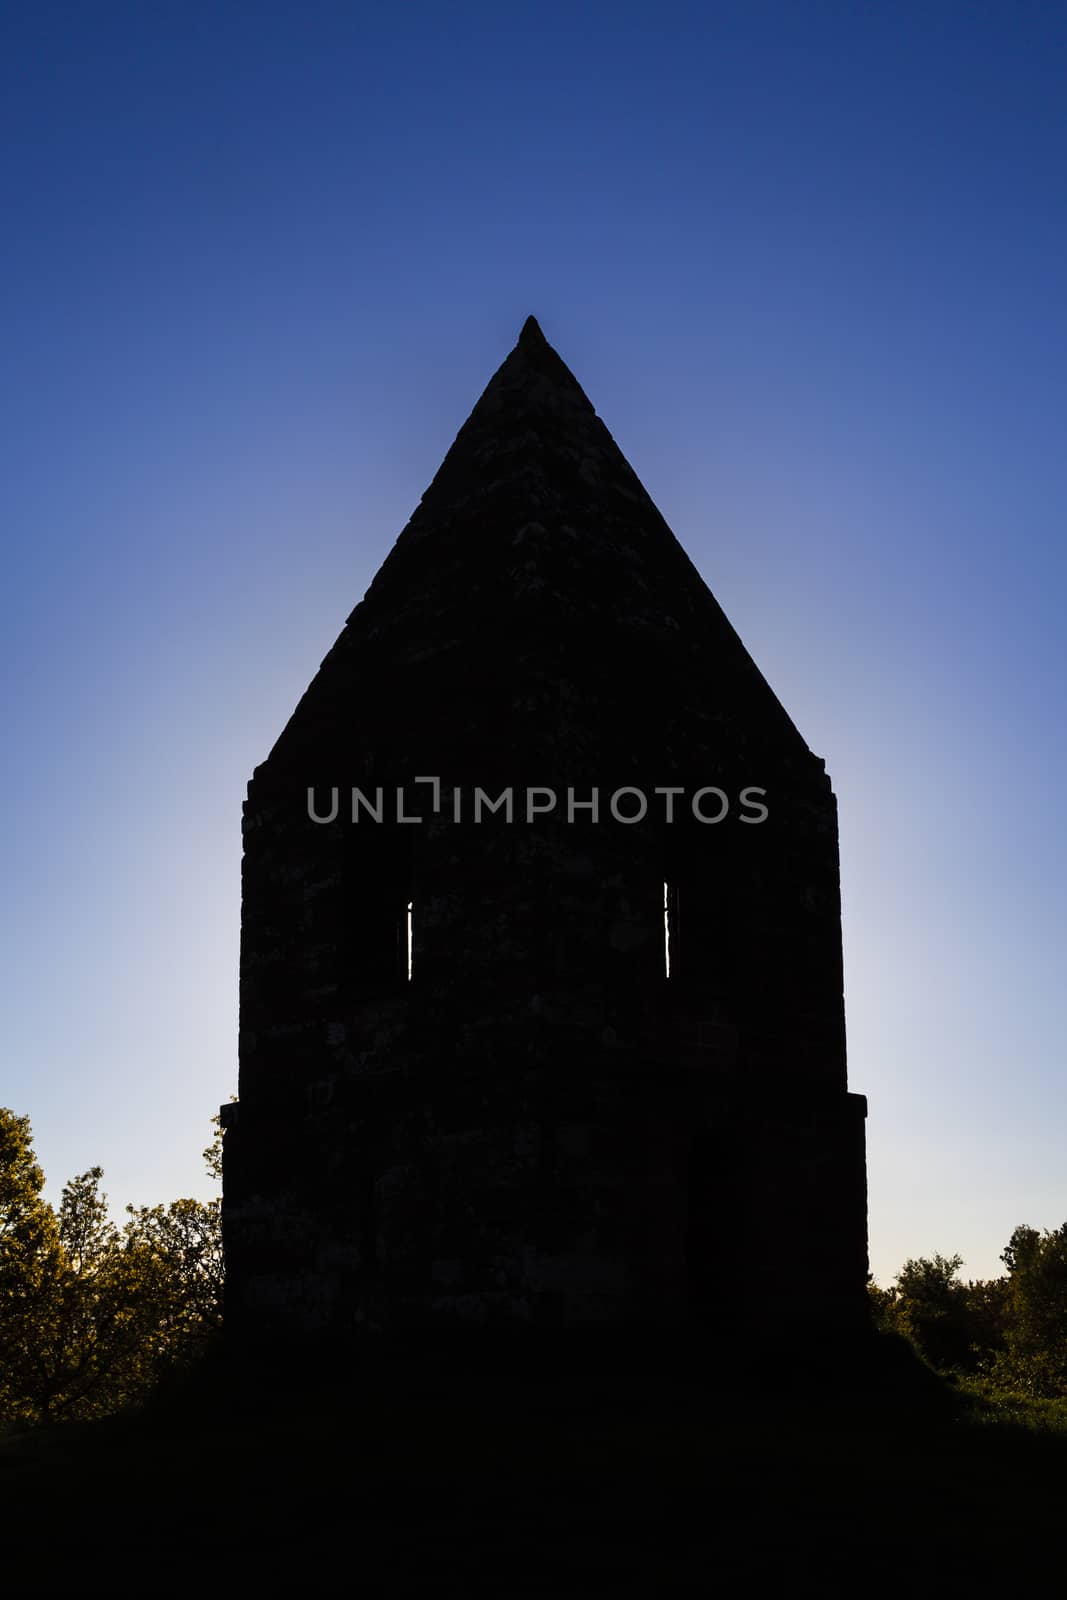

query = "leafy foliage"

[870,1225,1067,1399]
[0,1110,64,1423]
[8,1097,1067,1426]
[982,1224,1067,1398]
[0,1106,225,1426]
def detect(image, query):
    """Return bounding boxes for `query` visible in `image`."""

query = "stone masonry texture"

[222,317,869,1345]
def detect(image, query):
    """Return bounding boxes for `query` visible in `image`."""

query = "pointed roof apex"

[518,314,546,347]
[267,314,812,769]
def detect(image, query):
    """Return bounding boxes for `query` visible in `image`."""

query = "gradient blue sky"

[2,1,1065,1285]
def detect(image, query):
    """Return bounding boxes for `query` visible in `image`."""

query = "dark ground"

[3,1333,1064,1594]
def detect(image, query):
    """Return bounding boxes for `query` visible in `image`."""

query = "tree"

[887,1253,972,1370]
[0,1106,227,1426]
[0,1109,64,1423]
[875,1253,1014,1375]
[987,1223,1067,1397]
[25,1167,160,1421]
[121,1194,223,1356]
[57,1166,119,1275]
[866,1274,899,1332]
[117,1115,225,1386]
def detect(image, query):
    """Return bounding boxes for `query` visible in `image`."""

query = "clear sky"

[2,1,1065,1287]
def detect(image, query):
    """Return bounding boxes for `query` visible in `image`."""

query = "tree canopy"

[0,1107,223,1426]
[870,1225,1067,1400]
[5,1099,1067,1425]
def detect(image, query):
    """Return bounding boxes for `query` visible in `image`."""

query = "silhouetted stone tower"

[222,317,868,1345]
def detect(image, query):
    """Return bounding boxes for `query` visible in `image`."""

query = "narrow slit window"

[406,900,413,982]
[664,882,671,978]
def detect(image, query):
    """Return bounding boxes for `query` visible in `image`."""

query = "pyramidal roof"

[268,317,810,770]
[353,313,708,626]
